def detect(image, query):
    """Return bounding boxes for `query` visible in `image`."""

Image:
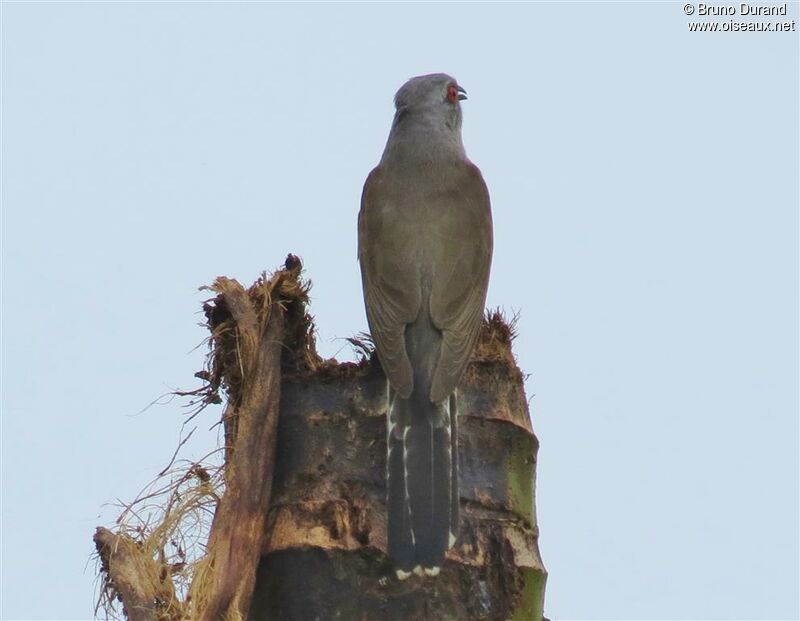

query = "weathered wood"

[93,527,177,621]
[196,267,294,621]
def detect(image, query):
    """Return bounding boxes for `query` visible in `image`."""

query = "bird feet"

[395,565,440,580]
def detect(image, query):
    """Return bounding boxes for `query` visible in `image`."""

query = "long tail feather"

[387,394,414,571]
[387,384,456,573]
[449,391,459,549]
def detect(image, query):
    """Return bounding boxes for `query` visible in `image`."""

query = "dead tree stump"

[94,257,547,621]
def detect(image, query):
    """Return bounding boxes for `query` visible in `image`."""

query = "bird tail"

[386,383,458,576]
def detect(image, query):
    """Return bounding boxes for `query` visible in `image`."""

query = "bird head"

[393,73,467,132]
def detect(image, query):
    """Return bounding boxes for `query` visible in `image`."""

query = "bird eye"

[447,84,459,103]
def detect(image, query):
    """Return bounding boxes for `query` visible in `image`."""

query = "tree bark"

[194,273,287,621]
[248,310,547,621]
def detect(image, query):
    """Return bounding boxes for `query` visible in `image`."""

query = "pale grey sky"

[2,2,798,619]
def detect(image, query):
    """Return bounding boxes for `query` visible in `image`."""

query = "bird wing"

[428,163,493,403]
[358,166,421,398]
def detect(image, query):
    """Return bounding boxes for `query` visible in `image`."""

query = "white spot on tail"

[385,380,392,485]
[402,425,415,545]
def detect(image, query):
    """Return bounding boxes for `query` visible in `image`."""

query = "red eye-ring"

[447,84,459,103]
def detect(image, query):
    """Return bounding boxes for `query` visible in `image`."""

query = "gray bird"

[358,73,493,579]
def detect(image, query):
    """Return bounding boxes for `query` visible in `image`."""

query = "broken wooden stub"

[93,527,179,621]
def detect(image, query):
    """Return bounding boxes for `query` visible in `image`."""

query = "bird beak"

[457,85,468,101]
